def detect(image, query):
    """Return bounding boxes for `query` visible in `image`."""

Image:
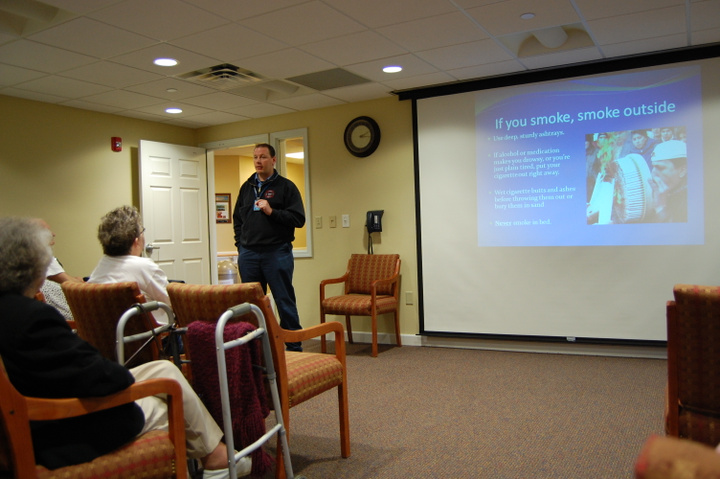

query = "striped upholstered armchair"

[0,356,187,479]
[167,282,350,479]
[665,284,720,447]
[320,253,401,357]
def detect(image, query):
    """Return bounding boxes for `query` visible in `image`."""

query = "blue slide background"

[476,65,703,247]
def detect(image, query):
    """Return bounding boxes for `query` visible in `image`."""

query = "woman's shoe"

[201,456,252,479]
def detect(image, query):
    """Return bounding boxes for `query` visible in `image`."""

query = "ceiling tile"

[14,74,112,98]
[270,92,346,111]
[466,0,580,36]
[0,0,716,127]
[172,23,286,61]
[382,71,458,91]
[600,35,689,58]
[518,46,603,70]
[0,87,68,103]
[238,1,365,46]
[323,82,396,103]
[0,39,95,72]
[27,17,155,58]
[59,61,163,88]
[182,92,262,110]
[0,64,47,86]
[225,103,296,119]
[325,0,457,29]
[238,48,335,79]
[345,53,438,81]
[300,31,407,66]
[692,1,720,32]
[572,0,684,20]
[124,77,216,100]
[175,110,249,127]
[87,0,227,41]
[135,101,213,118]
[377,11,489,51]
[447,59,525,81]
[109,44,222,75]
[415,39,514,71]
[587,6,686,45]
[180,0,309,22]
[80,89,165,109]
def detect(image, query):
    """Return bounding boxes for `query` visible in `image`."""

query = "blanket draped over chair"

[186,320,273,476]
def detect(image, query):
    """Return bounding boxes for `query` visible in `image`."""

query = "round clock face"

[344,116,380,157]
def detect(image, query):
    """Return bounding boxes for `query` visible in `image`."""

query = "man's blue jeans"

[238,243,302,351]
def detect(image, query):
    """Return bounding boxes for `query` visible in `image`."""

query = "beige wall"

[0,94,418,337]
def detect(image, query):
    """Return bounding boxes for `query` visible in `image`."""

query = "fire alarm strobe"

[111,137,122,152]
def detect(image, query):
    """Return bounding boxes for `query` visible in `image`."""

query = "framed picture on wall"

[215,193,231,223]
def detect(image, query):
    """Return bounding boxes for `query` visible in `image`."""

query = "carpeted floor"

[258,341,666,478]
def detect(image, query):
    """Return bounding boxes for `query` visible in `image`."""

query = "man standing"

[233,143,305,351]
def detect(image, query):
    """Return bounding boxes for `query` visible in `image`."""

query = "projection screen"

[405,47,720,344]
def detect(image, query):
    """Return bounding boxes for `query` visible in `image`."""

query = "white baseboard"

[321,331,666,359]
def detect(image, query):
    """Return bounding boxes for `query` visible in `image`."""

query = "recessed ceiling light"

[383,65,403,73]
[166,88,178,93]
[286,152,304,159]
[520,12,535,20]
[154,58,178,67]
[165,108,182,114]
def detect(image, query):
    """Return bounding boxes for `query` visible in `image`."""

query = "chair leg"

[338,378,351,458]
[320,311,327,354]
[274,404,292,479]
[371,312,378,358]
[345,315,353,344]
[394,310,402,347]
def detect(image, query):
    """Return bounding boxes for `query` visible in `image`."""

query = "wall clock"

[344,116,381,157]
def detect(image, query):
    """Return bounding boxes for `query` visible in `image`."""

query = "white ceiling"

[1,0,718,128]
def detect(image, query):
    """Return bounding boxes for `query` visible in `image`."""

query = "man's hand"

[255,199,273,215]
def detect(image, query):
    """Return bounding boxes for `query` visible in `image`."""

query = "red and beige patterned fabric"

[665,284,720,446]
[284,351,344,407]
[61,281,159,366]
[36,431,176,479]
[345,254,399,296]
[167,282,350,479]
[0,357,187,479]
[320,254,401,357]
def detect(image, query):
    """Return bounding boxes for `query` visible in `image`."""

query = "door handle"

[145,243,160,255]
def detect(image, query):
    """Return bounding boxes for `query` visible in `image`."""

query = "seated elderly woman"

[0,217,251,478]
[88,205,172,324]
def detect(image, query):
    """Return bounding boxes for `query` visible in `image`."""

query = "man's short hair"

[255,143,276,157]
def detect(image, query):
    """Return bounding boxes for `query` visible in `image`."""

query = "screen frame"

[398,43,720,348]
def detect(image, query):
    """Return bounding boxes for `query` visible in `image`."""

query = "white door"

[139,140,211,284]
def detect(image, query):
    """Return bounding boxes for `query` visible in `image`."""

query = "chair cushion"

[322,294,397,316]
[36,430,176,479]
[285,352,344,407]
[676,409,720,447]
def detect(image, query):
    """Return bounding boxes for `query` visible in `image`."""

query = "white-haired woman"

[0,217,251,478]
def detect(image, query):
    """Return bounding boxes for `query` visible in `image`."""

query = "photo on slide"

[586,127,688,225]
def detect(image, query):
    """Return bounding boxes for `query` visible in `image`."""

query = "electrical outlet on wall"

[342,214,350,227]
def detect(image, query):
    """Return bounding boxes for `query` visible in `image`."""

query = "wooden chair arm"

[320,274,349,300]
[277,321,345,344]
[370,271,400,297]
[26,377,183,421]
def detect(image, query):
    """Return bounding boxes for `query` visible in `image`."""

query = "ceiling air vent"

[178,63,266,90]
